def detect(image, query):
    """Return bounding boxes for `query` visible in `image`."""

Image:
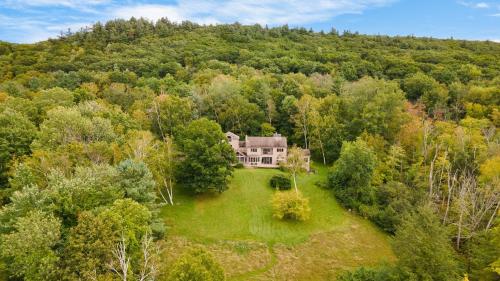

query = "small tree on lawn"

[272,191,311,221]
[168,247,225,281]
[282,146,306,194]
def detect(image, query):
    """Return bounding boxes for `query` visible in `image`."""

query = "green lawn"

[160,165,395,280]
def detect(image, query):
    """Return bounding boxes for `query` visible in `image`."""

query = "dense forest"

[0,18,499,281]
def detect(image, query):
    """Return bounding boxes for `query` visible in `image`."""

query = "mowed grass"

[160,165,395,280]
[163,166,344,244]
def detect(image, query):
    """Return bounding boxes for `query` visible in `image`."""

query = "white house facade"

[225,132,310,170]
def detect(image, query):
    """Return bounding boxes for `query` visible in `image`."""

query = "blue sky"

[1,0,499,43]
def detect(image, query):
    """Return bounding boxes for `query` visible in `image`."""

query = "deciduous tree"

[282,146,306,193]
[393,206,461,281]
[176,118,235,194]
[328,139,376,209]
[0,211,61,281]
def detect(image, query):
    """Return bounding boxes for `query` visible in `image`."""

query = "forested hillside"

[0,19,499,281]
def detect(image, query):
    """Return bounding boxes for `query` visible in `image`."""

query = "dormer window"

[277,148,284,152]
[251,148,257,152]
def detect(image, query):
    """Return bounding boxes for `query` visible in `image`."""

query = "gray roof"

[225,131,240,139]
[246,136,287,148]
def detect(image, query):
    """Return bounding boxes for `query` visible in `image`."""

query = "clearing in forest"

[160,165,395,280]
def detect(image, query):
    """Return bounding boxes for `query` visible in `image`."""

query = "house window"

[263,148,272,155]
[250,148,257,152]
[277,148,284,152]
[238,156,246,163]
[249,157,260,163]
[262,157,272,164]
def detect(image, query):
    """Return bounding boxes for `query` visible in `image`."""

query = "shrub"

[168,247,225,281]
[270,174,291,190]
[272,191,311,221]
[337,265,409,281]
[234,162,244,168]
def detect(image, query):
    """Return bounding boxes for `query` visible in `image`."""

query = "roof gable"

[225,131,240,139]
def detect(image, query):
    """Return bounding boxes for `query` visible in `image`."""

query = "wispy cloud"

[112,3,219,25]
[111,0,397,26]
[1,0,110,8]
[2,0,499,43]
[0,14,57,43]
[0,0,398,43]
[475,2,489,8]
[458,1,492,9]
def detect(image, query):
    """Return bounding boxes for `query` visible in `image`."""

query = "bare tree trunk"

[293,172,298,194]
[457,205,464,249]
[164,179,174,205]
[165,139,175,205]
[486,201,499,230]
[153,100,166,140]
[437,151,447,202]
[157,138,175,205]
[157,187,170,205]
[428,144,440,199]
[422,121,431,161]
[157,179,173,205]
[460,172,498,234]
[109,236,129,281]
[470,190,497,232]
[443,170,456,225]
[266,99,275,125]
[456,173,471,249]
[302,122,308,150]
[138,233,159,281]
[319,139,326,165]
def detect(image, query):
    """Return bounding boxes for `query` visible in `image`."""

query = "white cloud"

[475,2,489,8]
[1,0,398,43]
[491,13,500,16]
[110,0,397,26]
[0,0,111,15]
[0,14,56,43]
[458,1,492,9]
[0,0,110,8]
[112,4,220,24]
[114,4,184,23]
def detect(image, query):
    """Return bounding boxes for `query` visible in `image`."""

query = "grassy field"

[160,165,395,280]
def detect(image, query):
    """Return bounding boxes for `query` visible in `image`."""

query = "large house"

[225,132,310,171]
